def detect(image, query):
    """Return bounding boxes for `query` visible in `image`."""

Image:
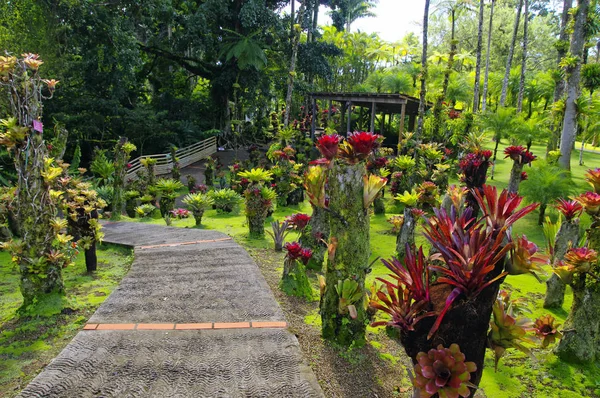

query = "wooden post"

[311,98,316,139]
[398,103,406,148]
[340,102,347,134]
[346,101,352,134]
[380,113,385,135]
[370,101,376,133]
[408,113,416,132]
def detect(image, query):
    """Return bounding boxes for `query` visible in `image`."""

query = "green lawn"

[0,245,133,397]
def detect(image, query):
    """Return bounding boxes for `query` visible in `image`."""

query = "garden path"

[19,222,323,398]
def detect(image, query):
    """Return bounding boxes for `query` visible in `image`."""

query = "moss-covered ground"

[0,244,133,397]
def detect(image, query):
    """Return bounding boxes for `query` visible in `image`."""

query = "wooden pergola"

[308,92,429,145]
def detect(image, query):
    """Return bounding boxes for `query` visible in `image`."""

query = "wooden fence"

[126,136,217,181]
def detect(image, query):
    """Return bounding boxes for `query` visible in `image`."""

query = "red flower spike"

[458,150,492,188]
[300,248,313,265]
[520,171,528,181]
[369,282,434,332]
[413,344,477,398]
[338,131,383,163]
[555,199,583,221]
[316,134,341,160]
[504,146,537,165]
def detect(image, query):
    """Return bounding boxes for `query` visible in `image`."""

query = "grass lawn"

[0,244,133,397]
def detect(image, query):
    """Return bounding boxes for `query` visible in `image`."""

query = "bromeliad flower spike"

[316,133,341,160]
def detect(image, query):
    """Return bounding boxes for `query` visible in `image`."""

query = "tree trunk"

[559,0,589,170]
[544,220,580,308]
[284,3,305,128]
[415,0,430,145]
[432,9,457,140]
[482,0,496,112]
[490,136,500,180]
[281,259,314,301]
[473,0,485,112]
[193,210,204,226]
[85,241,97,273]
[500,0,523,107]
[579,139,585,165]
[537,203,547,226]
[507,161,524,193]
[517,0,529,114]
[548,0,574,154]
[396,207,416,259]
[321,163,370,346]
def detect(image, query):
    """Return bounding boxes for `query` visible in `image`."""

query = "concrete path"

[19,222,323,398]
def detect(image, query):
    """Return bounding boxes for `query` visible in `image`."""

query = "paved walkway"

[19,222,323,398]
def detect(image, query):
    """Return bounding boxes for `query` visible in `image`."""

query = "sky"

[286,0,426,42]
[346,0,426,42]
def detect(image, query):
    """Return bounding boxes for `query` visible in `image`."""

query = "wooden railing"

[126,136,217,181]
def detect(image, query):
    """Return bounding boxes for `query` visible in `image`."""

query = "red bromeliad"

[337,131,382,163]
[284,241,303,261]
[424,206,513,339]
[533,315,562,348]
[379,245,430,302]
[473,185,539,234]
[369,282,434,331]
[286,213,311,231]
[555,198,583,221]
[503,146,536,165]
[458,150,492,189]
[316,134,341,160]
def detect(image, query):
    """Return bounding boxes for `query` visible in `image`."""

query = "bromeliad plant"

[371,185,539,393]
[155,178,184,225]
[238,168,276,237]
[210,188,242,213]
[504,146,536,193]
[182,192,213,226]
[280,241,314,300]
[266,220,290,251]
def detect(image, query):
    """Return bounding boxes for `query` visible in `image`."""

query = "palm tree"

[478,107,515,179]
[416,0,431,146]
[284,2,306,128]
[383,72,412,94]
[473,0,485,112]
[500,0,523,107]
[329,0,378,32]
[482,0,496,112]
[365,70,386,93]
[559,0,590,170]
[516,0,530,114]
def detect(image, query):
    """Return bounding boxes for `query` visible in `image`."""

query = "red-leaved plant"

[555,198,584,221]
[338,131,382,163]
[316,134,341,160]
[503,145,536,165]
[286,213,311,231]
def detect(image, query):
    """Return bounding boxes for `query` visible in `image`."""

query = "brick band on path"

[19,222,323,398]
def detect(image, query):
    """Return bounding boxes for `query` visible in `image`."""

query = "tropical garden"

[1,0,600,397]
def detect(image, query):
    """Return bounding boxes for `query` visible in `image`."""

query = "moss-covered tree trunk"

[396,207,416,259]
[321,163,371,346]
[507,161,524,193]
[300,205,329,270]
[555,227,600,363]
[111,137,129,220]
[15,131,64,305]
[373,195,385,214]
[85,242,97,272]
[193,210,204,226]
[281,259,313,300]
[544,220,580,308]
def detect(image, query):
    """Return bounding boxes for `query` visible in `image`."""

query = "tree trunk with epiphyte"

[415,0,430,147]
[321,163,371,347]
[284,3,305,128]
[301,205,330,270]
[507,161,524,193]
[396,207,416,259]
[559,0,589,171]
[544,220,580,308]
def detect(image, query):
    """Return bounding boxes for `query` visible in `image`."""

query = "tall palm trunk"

[559,0,589,170]
[482,0,496,112]
[500,0,523,107]
[284,2,305,128]
[548,0,573,154]
[517,0,529,113]
[473,0,485,112]
[432,8,457,140]
[416,0,430,146]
